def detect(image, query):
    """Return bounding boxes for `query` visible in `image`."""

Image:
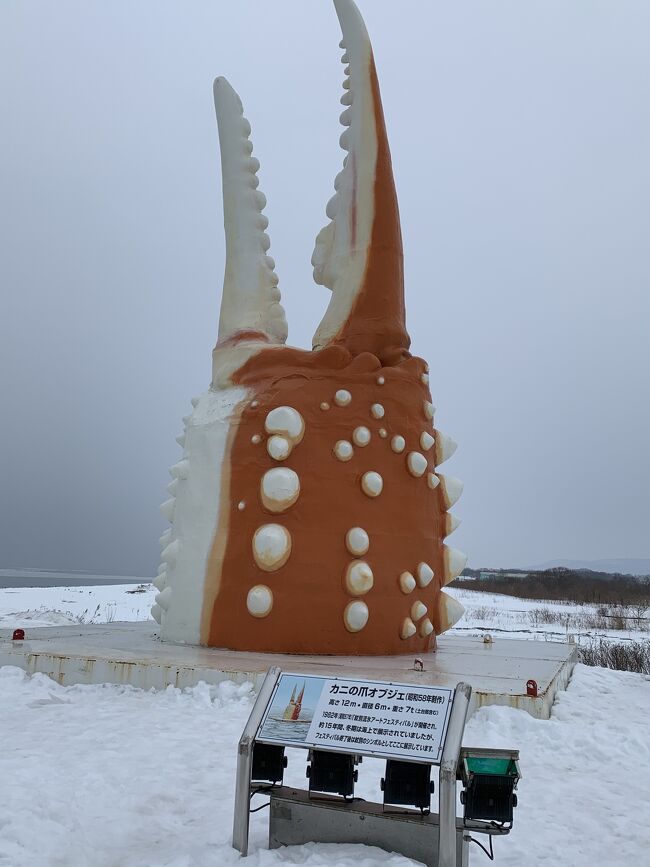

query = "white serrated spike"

[212,76,287,345]
[182,415,191,426]
[159,529,172,548]
[155,586,172,611]
[438,475,464,509]
[167,479,178,497]
[445,514,461,536]
[438,591,465,632]
[153,571,167,591]
[160,498,175,523]
[190,396,200,408]
[435,431,458,465]
[161,539,180,564]
[443,546,468,585]
[175,433,186,448]
[151,603,162,624]
[169,459,189,479]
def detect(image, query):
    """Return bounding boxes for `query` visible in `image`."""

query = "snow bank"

[1,663,648,866]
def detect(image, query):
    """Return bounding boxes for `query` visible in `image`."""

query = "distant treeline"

[454,566,650,606]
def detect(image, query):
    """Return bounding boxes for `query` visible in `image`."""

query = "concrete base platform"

[0,621,578,719]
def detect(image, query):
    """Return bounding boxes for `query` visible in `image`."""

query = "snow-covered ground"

[1,582,649,865]
[0,663,649,867]
[447,587,649,644]
[0,583,156,629]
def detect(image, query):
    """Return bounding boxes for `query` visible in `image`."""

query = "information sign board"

[257,672,454,763]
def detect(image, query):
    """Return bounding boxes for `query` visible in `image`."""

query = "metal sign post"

[232,666,281,855]
[438,682,472,867]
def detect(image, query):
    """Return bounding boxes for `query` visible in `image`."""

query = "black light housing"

[380,760,434,811]
[251,743,287,785]
[458,748,521,824]
[306,750,358,798]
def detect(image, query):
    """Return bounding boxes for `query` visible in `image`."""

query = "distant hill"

[530,558,650,577]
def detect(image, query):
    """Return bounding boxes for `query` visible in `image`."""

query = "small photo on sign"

[258,675,325,744]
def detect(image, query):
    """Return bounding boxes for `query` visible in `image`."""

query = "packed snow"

[0,663,649,866]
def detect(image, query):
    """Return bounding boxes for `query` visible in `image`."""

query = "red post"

[526,679,538,697]
[12,629,25,641]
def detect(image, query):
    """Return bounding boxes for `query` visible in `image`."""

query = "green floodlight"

[458,748,521,825]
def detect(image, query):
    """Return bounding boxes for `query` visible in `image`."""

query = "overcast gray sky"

[1,0,649,577]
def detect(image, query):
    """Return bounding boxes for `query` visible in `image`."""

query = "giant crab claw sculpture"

[152,0,467,654]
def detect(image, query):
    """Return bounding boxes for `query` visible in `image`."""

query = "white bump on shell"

[427,473,440,490]
[399,572,416,594]
[265,406,304,444]
[334,389,352,406]
[419,618,434,637]
[320,402,330,411]
[251,434,262,444]
[391,436,406,454]
[361,471,383,497]
[238,501,246,511]
[377,376,385,385]
[421,373,429,385]
[420,432,435,451]
[343,600,369,632]
[260,467,300,513]
[352,426,371,447]
[267,435,292,461]
[378,428,387,438]
[346,527,370,556]
[411,600,427,621]
[370,403,385,419]
[400,618,417,640]
[252,524,292,571]
[334,440,354,462]
[251,400,259,409]
[247,585,273,617]
[416,562,434,587]
[407,452,428,478]
[345,561,374,596]
[424,401,435,420]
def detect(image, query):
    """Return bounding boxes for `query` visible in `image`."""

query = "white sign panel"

[257,673,454,763]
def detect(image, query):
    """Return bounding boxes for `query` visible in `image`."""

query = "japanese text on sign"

[257,673,454,763]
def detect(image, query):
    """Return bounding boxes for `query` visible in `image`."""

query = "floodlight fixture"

[251,743,287,785]
[380,760,435,812]
[306,750,359,798]
[458,748,521,824]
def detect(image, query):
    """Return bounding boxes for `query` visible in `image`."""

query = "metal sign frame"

[232,667,472,867]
